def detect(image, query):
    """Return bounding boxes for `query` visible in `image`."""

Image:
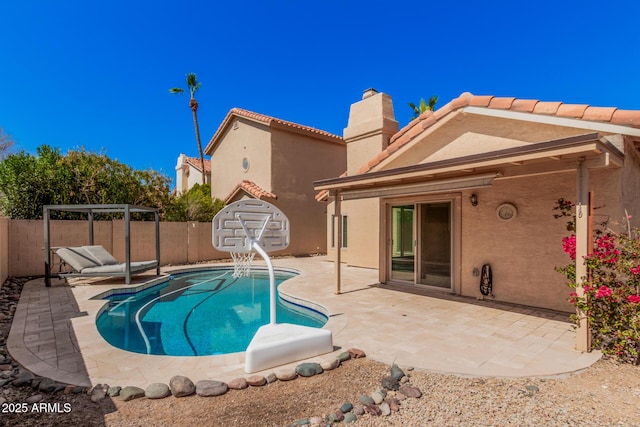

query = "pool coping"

[8,256,602,389]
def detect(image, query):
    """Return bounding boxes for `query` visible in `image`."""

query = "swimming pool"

[95,268,327,356]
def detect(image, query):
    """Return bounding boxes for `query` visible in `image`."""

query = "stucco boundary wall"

[7,219,232,278]
[0,218,9,284]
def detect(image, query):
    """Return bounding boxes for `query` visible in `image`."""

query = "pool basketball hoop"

[212,199,290,278]
[212,199,332,374]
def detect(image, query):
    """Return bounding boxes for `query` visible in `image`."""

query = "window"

[331,215,348,248]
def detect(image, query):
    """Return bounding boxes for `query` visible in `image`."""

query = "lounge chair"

[55,245,158,282]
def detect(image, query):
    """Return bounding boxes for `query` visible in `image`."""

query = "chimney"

[343,89,398,175]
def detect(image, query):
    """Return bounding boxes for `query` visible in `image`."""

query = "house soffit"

[314,132,623,195]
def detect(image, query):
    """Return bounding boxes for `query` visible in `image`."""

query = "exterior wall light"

[470,194,478,206]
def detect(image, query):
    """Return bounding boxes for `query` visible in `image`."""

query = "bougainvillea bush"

[554,198,640,364]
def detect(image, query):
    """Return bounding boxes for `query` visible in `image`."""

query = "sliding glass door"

[390,205,415,281]
[389,201,452,289]
[418,202,451,288]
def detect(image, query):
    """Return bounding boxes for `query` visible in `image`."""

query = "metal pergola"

[43,204,160,287]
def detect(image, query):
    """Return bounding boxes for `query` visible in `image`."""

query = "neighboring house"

[204,108,346,255]
[315,89,640,317]
[175,153,211,195]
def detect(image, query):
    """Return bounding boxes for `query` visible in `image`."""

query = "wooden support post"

[575,162,591,352]
[334,190,342,295]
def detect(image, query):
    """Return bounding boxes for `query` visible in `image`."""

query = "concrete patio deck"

[7,257,601,388]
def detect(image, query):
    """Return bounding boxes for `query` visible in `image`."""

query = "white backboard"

[212,199,290,253]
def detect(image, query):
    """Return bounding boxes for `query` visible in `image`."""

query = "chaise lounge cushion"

[83,245,118,266]
[57,245,156,274]
[56,247,102,272]
[81,260,158,274]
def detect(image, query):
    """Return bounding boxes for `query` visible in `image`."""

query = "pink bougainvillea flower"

[595,286,613,298]
[562,235,576,260]
[626,295,640,304]
[630,266,640,275]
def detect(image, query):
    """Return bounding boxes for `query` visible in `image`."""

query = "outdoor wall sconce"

[470,194,478,207]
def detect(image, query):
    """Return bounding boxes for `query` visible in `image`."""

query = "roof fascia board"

[315,133,602,190]
[463,106,640,137]
[270,121,344,145]
[341,173,497,201]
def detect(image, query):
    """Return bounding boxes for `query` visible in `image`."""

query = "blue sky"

[1,1,639,188]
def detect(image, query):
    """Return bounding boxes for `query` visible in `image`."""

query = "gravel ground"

[2,277,640,426]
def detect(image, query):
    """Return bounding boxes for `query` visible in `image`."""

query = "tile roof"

[315,172,347,201]
[224,180,277,203]
[205,108,344,154]
[183,156,211,173]
[359,92,640,175]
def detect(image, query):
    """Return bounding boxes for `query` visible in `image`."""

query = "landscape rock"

[266,373,277,384]
[169,375,195,397]
[371,390,385,404]
[359,394,374,405]
[31,377,42,389]
[380,402,391,416]
[108,386,121,397]
[295,362,323,377]
[352,405,365,416]
[275,369,297,381]
[228,377,248,390]
[348,348,366,359]
[340,402,353,413]
[196,380,228,397]
[26,394,42,404]
[337,351,351,363]
[390,364,405,380]
[328,411,344,422]
[320,358,340,371]
[246,375,266,386]
[120,386,145,401]
[308,416,324,425]
[344,412,357,423]
[89,384,109,402]
[385,397,400,412]
[364,403,382,415]
[145,383,170,399]
[398,384,422,398]
[39,378,61,393]
[12,371,34,386]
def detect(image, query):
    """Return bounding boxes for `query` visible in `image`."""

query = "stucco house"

[175,153,211,195]
[315,89,640,324]
[204,108,346,255]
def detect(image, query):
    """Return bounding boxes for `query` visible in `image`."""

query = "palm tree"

[170,73,206,185]
[408,95,439,120]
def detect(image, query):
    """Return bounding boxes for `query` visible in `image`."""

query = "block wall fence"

[2,219,234,279]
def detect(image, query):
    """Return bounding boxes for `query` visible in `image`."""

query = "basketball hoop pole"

[252,242,276,325]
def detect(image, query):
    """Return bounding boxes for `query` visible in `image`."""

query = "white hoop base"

[231,251,255,278]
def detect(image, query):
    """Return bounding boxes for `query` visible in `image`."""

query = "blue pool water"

[95,268,327,356]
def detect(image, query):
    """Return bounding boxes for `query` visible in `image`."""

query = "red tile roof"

[183,156,211,173]
[315,172,347,201]
[206,108,344,154]
[224,180,277,203]
[359,92,640,174]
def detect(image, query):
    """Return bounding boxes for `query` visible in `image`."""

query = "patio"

[7,256,601,389]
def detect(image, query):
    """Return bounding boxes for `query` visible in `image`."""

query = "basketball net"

[230,251,255,278]
[230,212,271,278]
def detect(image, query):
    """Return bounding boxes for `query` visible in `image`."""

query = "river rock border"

[0,277,423,426]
